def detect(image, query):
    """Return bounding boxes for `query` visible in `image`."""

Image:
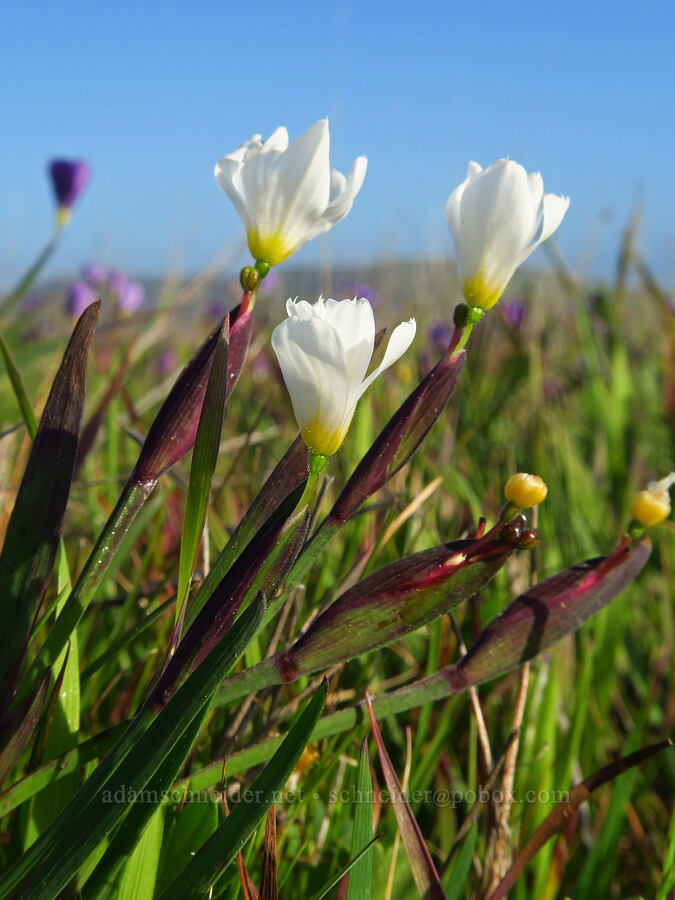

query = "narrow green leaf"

[306,837,381,900]
[80,596,174,682]
[159,681,327,899]
[656,802,675,899]
[0,726,126,819]
[81,708,209,900]
[346,736,373,900]
[0,332,38,438]
[115,804,164,900]
[0,600,263,900]
[443,825,477,900]
[0,302,99,695]
[175,319,229,625]
[0,231,60,314]
[156,796,219,895]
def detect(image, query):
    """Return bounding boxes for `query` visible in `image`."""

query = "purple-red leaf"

[191,435,308,623]
[330,348,465,525]
[0,669,50,784]
[0,302,99,693]
[275,533,516,683]
[442,536,651,693]
[365,694,445,900]
[149,486,309,707]
[132,301,252,485]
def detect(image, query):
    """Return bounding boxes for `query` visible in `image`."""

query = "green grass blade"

[0,600,263,900]
[0,332,38,438]
[307,836,381,900]
[175,319,229,625]
[345,736,374,900]
[443,824,477,900]
[159,680,327,899]
[115,804,164,900]
[81,707,209,899]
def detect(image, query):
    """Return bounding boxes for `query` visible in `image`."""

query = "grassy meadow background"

[1,221,674,898]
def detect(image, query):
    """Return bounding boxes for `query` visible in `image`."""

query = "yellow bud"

[504,473,548,509]
[630,473,675,527]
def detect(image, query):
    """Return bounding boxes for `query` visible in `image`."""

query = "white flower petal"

[272,313,351,448]
[215,120,366,264]
[272,298,414,455]
[358,318,417,398]
[519,192,570,263]
[446,157,569,308]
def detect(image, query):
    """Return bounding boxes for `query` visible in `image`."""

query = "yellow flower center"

[247,228,293,266]
[301,417,349,457]
[461,273,503,310]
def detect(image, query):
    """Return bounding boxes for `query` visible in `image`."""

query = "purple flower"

[258,266,279,295]
[500,299,527,331]
[157,349,178,376]
[428,322,454,354]
[82,263,110,286]
[48,159,91,220]
[117,279,145,315]
[66,281,97,318]
[206,299,226,322]
[108,270,128,297]
[340,280,380,308]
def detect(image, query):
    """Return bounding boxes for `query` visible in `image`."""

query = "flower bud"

[453,303,470,327]
[48,159,91,223]
[630,473,675,527]
[517,529,538,549]
[240,266,259,293]
[504,473,548,509]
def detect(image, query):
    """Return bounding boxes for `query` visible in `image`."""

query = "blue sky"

[1,0,673,287]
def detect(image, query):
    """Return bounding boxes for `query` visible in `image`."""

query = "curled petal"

[215,120,366,265]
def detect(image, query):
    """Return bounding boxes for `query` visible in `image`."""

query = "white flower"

[446,159,569,310]
[215,119,367,266]
[271,297,416,456]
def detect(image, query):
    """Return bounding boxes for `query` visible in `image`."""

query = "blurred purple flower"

[206,299,227,322]
[117,279,145,314]
[66,281,97,318]
[428,322,454,354]
[258,265,279,295]
[340,280,380,308]
[82,263,110,286]
[108,270,128,297]
[157,348,178,376]
[500,299,527,331]
[48,159,91,220]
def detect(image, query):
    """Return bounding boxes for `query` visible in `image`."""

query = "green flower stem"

[0,227,63,315]
[191,670,454,790]
[451,321,474,355]
[17,478,155,702]
[298,452,327,508]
